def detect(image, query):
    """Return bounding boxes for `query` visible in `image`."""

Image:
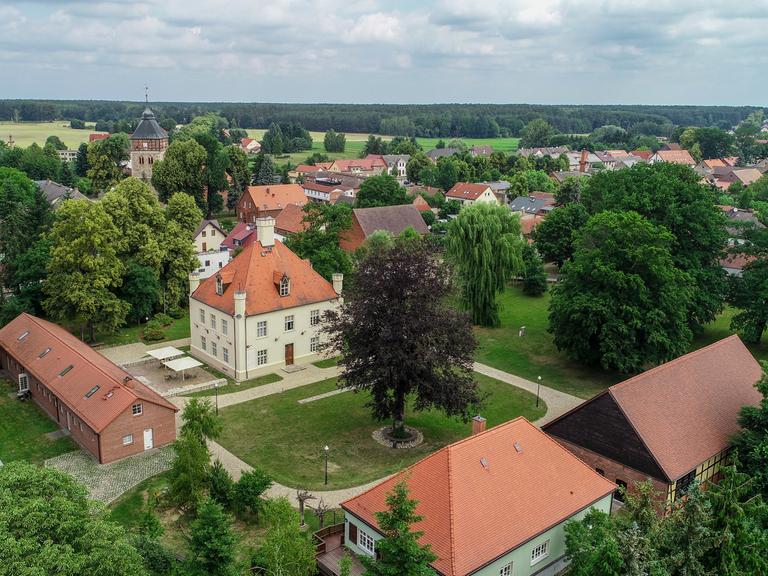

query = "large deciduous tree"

[549,210,694,373]
[323,239,479,434]
[532,203,589,267]
[361,482,437,576]
[151,139,207,208]
[733,370,768,498]
[446,203,524,327]
[0,462,148,576]
[43,199,128,341]
[581,163,727,331]
[520,118,554,148]
[166,192,204,238]
[284,203,352,282]
[356,173,408,208]
[252,498,317,576]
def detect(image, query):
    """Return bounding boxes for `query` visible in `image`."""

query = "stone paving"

[99,338,191,366]
[45,445,176,504]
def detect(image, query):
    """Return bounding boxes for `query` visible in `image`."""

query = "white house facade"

[189,217,342,381]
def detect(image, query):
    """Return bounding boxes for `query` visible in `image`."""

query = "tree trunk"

[392,386,406,436]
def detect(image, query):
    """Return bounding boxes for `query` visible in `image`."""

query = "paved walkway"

[99,337,191,365]
[178,361,582,508]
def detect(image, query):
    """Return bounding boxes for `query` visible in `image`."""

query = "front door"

[285,343,294,366]
[143,428,154,450]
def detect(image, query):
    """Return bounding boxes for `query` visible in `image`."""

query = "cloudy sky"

[2,0,767,105]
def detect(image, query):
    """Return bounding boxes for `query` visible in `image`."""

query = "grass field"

[90,313,190,347]
[0,121,98,149]
[217,373,546,490]
[0,379,76,464]
[475,285,768,402]
[245,129,520,165]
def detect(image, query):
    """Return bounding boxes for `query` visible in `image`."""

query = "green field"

[0,121,98,149]
[475,284,768,402]
[217,373,546,490]
[245,129,520,165]
[0,379,76,464]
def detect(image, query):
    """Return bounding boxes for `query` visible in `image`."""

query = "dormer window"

[279,277,290,297]
[216,275,223,295]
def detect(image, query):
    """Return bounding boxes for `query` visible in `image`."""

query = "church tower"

[130,97,168,182]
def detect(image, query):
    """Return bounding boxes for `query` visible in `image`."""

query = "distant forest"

[0,100,764,138]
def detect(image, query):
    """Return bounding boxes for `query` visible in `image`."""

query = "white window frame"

[310,336,320,352]
[223,347,229,363]
[18,373,29,392]
[199,309,205,323]
[279,277,290,296]
[132,403,143,416]
[211,341,218,357]
[123,434,134,446]
[358,528,376,556]
[210,314,216,330]
[201,336,207,351]
[310,309,320,326]
[530,540,550,565]
[256,349,268,366]
[284,315,294,332]
[499,562,513,576]
[221,319,228,335]
[257,320,267,338]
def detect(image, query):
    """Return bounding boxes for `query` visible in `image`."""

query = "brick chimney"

[579,149,588,173]
[472,416,487,435]
[256,216,275,247]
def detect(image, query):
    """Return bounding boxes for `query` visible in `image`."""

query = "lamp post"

[324,445,330,485]
[214,380,219,415]
[536,376,541,408]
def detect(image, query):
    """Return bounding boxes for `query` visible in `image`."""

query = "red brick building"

[237,184,307,223]
[339,205,429,252]
[0,314,177,464]
[543,336,762,507]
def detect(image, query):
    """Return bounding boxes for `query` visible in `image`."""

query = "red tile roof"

[0,314,177,433]
[630,150,652,160]
[220,222,256,250]
[242,184,307,213]
[605,336,761,480]
[274,204,309,236]
[445,182,492,201]
[192,238,338,316]
[654,150,696,166]
[412,195,432,212]
[88,133,109,142]
[343,418,615,576]
[719,252,758,271]
[329,156,387,172]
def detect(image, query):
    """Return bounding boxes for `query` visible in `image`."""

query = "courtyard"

[215,373,547,491]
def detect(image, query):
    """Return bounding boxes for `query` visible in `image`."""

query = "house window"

[675,470,697,500]
[202,230,207,237]
[205,260,211,267]
[199,309,206,323]
[257,320,267,337]
[132,403,143,416]
[223,348,229,363]
[123,434,133,446]
[211,342,218,357]
[222,319,228,335]
[284,315,294,332]
[210,314,217,330]
[201,336,207,351]
[530,540,549,565]
[596,468,605,476]
[279,277,290,296]
[216,276,223,295]
[257,349,267,366]
[311,336,320,352]
[499,562,513,576]
[615,479,627,502]
[358,528,376,556]
[310,309,320,326]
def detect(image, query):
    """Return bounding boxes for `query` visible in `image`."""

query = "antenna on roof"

[144,85,149,104]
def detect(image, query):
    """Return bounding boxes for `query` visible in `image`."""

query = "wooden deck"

[316,529,366,576]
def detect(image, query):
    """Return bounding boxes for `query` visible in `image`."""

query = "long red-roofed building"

[0,313,177,463]
[317,417,615,576]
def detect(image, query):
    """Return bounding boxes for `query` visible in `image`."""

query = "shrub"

[154,312,173,326]
[167,306,185,319]
[143,320,165,341]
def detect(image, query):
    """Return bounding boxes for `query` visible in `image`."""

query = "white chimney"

[332,273,343,295]
[256,216,275,247]
[189,272,200,295]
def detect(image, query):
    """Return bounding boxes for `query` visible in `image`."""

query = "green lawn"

[312,356,340,369]
[0,379,76,464]
[416,136,520,154]
[217,373,546,490]
[184,373,283,398]
[93,313,190,347]
[475,285,768,402]
[1,121,98,149]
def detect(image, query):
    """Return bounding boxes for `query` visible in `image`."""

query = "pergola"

[162,356,203,381]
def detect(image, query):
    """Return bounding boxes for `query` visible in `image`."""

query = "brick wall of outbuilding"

[100,400,177,464]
